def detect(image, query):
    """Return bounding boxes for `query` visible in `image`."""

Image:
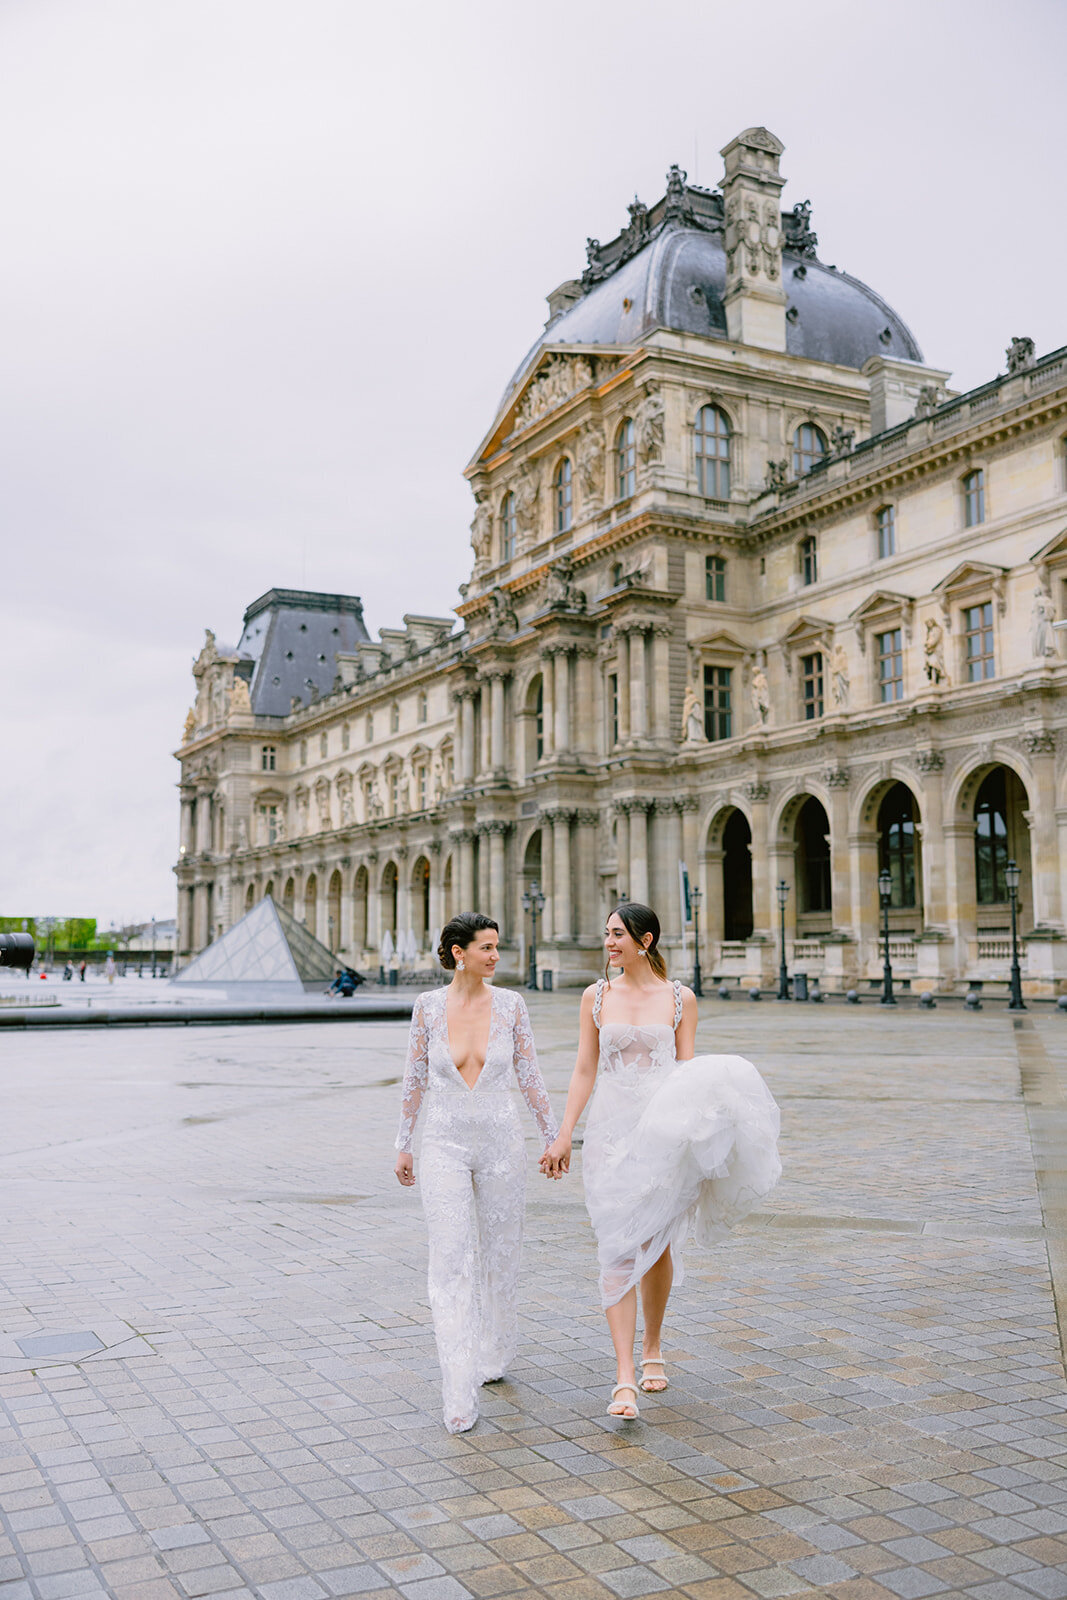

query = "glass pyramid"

[173,896,338,988]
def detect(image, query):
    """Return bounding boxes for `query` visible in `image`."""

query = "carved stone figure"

[485,586,519,636]
[681,682,704,743]
[634,386,665,464]
[830,424,854,458]
[315,783,331,832]
[236,817,249,849]
[923,618,948,684]
[577,427,604,500]
[663,163,689,222]
[1007,336,1036,375]
[182,707,196,743]
[784,198,818,257]
[750,666,770,726]
[275,811,286,842]
[1031,588,1057,658]
[830,643,850,707]
[514,354,594,429]
[765,458,789,491]
[914,384,943,418]
[229,675,251,716]
[513,462,540,542]
[544,555,585,611]
[470,494,491,565]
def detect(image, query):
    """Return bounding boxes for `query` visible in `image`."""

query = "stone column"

[744,782,773,940]
[482,822,509,936]
[340,870,354,953]
[428,841,443,945]
[629,627,649,741]
[366,855,380,953]
[458,691,476,783]
[541,822,555,940]
[576,648,596,757]
[943,819,974,981]
[1025,731,1062,928]
[177,882,194,955]
[456,831,475,910]
[848,828,880,971]
[180,794,195,855]
[396,848,411,940]
[651,625,672,740]
[193,882,208,950]
[614,803,630,902]
[196,791,213,854]
[915,751,948,929]
[628,799,651,905]
[826,768,852,935]
[540,652,556,759]
[544,809,574,942]
[616,633,631,743]
[554,648,572,756]
[657,800,683,941]
[574,809,600,943]
[489,674,508,773]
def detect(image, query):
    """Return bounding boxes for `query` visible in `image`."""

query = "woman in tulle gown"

[394,912,558,1434]
[541,902,780,1419]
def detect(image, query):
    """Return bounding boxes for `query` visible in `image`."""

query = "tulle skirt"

[582,1054,781,1307]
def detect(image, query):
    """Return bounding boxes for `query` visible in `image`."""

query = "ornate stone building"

[176,127,1067,994]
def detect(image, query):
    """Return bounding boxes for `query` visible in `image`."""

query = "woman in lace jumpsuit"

[394,913,558,1433]
[543,902,780,1418]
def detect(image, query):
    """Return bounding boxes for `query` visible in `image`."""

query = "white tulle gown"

[582,977,781,1307]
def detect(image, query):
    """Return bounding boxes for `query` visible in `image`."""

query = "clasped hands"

[539,1134,571,1180]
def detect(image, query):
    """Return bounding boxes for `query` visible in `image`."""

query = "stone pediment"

[933,560,1007,617]
[849,589,915,624]
[782,614,833,648]
[470,347,623,467]
[1031,527,1067,588]
[691,627,747,658]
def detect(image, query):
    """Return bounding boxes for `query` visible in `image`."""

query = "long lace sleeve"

[511,993,558,1146]
[395,994,429,1152]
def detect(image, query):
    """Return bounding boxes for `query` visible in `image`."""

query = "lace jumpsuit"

[395,985,557,1432]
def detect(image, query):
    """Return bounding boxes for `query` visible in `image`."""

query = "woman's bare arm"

[675,985,698,1061]
[540,986,600,1176]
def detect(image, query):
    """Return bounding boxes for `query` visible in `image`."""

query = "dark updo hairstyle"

[607,901,668,981]
[437,911,499,970]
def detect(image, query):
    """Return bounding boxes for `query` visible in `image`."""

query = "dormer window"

[695,406,731,499]
[963,468,985,527]
[501,491,517,562]
[261,745,276,772]
[554,458,573,533]
[615,419,636,499]
[793,422,828,477]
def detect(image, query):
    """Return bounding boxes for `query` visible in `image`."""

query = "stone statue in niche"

[765,458,789,491]
[1031,588,1058,658]
[577,427,604,500]
[681,682,704,743]
[340,788,354,826]
[545,555,585,611]
[236,817,249,849]
[634,386,665,463]
[275,811,286,842]
[229,675,251,715]
[830,643,850,707]
[750,665,771,726]
[470,494,491,565]
[485,586,518,637]
[923,618,948,684]
[513,462,540,542]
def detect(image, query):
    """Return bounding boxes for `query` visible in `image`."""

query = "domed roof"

[501,171,922,409]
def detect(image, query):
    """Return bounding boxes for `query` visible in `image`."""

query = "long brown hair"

[606,901,668,981]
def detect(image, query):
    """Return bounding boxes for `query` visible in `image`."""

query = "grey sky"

[2,0,1063,927]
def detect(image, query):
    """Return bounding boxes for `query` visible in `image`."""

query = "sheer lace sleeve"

[510,993,558,1146]
[395,993,430,1152]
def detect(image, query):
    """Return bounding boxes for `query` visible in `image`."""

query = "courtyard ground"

[0,994,1065,1600]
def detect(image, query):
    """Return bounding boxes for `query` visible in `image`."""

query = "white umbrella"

[381,929,395,965]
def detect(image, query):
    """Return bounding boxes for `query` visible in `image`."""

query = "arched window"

[793,422,828,477]
[553,458,573,533]
[501,491,517,562]
[878,784,918,909]
[694,406,731,499]
[615,419,636,499]
[796,797,831,913]
[975,769,1010,904]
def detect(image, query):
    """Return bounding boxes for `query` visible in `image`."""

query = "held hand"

[539,1134,571,1179]
[394,1152,415,1186]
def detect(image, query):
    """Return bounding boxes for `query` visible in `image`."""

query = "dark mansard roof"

[235,588,369,717]
[501,173,922,407]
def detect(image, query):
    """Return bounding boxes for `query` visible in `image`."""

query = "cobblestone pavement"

[1,996,1065,1600]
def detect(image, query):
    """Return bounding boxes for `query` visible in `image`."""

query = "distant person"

[78,960,87,982]
[104,954,117,985]
[327,967,363,998]
[63,961,74,981]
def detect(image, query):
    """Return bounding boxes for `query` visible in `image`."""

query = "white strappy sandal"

[608,1382,640,1419]
[639,1357,669,1393]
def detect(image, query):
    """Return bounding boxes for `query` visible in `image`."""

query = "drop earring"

[457,958,465,972]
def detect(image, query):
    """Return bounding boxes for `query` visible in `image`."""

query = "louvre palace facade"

[175,127,1067,994]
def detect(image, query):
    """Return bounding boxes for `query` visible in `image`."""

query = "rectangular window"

[963,468,985,527]
[703,665,732,742]
[261,745,276,772]
[876,629,904,702]
[418,765,427,810]
[705,555,726,602]
[258,804,278,845]
[876,505,896,560]
[801,652,824,719]
[800,536,817,586]
[608,672,619,747]
[964,601,995,681]
[390,773,400,814]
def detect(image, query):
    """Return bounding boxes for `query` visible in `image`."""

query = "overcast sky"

[2,0,1064,929]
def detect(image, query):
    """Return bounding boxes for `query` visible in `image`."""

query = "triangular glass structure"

[173,896,337,989]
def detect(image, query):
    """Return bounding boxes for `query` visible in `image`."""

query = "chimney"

[720,127,787,352]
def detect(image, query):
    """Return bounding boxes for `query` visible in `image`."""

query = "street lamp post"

[776,880,790,1000]
[691,884,704,998]
[150,917,157,979]
[522,881,545,992]
[878,866,896,1006]
[1006,859,1026,1011]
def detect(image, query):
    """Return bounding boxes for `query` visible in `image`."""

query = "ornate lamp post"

[878,866,896,1006]
[522,880,545,992]
[1006,859,1026,1011]
[691,884,704,998]
[776,880,790,1000]
[150,917,157,980]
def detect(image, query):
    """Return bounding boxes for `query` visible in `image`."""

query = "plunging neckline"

[445,984,496,1090]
